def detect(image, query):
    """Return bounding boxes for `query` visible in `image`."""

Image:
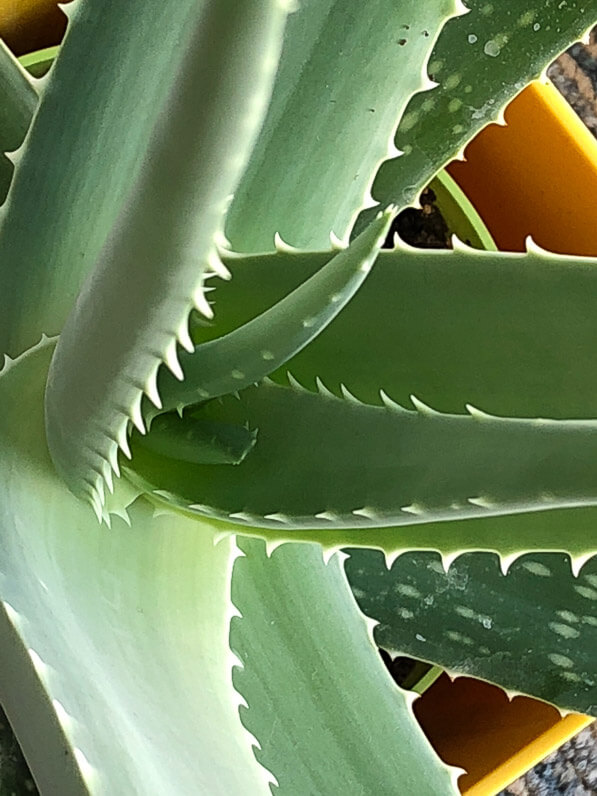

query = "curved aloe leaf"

[137,412,258,466]
[0,41,37,203]
[230,537,461,794]
[44,1,289,513]
[129,375,597,531]
[344,549,597,715]
[202,243,597,420]
[155,208,393,415]
[226,0,461,251]
[0,343,271,794]
[122,242,597,564]
[0,0,256,359]
[355,0,597,234]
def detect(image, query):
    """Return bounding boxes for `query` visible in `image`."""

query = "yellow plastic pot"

[415,674,592,795]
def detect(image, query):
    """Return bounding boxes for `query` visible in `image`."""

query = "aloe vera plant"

[1,0,597,793]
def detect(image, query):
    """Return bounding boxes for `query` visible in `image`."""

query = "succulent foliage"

[0,0,596,793]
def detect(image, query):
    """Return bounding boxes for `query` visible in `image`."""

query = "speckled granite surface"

[500,722,597,796]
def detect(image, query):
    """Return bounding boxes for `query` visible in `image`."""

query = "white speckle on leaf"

[398,607,414,620]
[445,74,462,90]
[452,124,464,134]
[260,349,275,360]
[467,34,477,44]
[561,672,582,683]
[400,111,419,132]
[448,98,462,113]
[582,615,597,626]
[231,369,245,380]
[481,3,494,14]
[415,633,426,642]
[484,40,501,57]
[455,606,476,619]
[446,630,474,645]
[575,585,597,601]
[556,610,579,624]
[421,97,436,112]
[549,622,581,639]
[302,317,316,328]
[517,10,537,27]
[584,574,597,588]
[396,583,421,599]
[533,22,541,32]
[548,653,574,669]
[522,561,552,577]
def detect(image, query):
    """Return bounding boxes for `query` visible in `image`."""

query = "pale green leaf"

[226,0,459,251]
[230,537,460,794]
[155,208,393,415]
[122,243,597,561]
[0,343,270,794]
[129,375,597,531]
[204,244,597,420]
[0,0,246,358]
[0,40,37,203]
[44,0,289,512]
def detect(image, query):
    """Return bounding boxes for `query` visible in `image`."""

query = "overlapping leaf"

[43,0,289,511]
[226,0,460,251]
[230,537,460,795]
[0,41,37,202]
[355,0,597,234]
[345,549,597,715]
[0,343,270,794]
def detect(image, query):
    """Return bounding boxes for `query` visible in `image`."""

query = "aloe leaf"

[0,0,259,359]
[344,549,597,716]
[428,170,497,250]
[137,412,258,466]
[204,243,597,420]
[156,208,393,415]
[129,374,597,535]
[122,242,597,561]
[230,537,460,794]
[0,343,270,794]
[226,0,460,252]
[355,0,597,234]
[44,1,289,514]
[0,40,37,203]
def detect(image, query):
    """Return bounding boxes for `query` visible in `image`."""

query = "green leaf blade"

[231,537,460,795]
[0,0,211,358]
[226,0,459,251]
[129,376,597,532]
[0,343,270,794]
[0,41,37,203]
[156,208,393,414]
[345,549,597,715]
[356,0,597,234]
[44,0,290,512]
